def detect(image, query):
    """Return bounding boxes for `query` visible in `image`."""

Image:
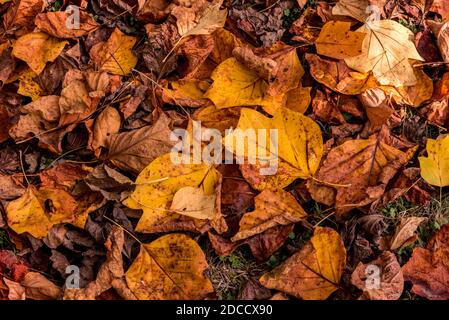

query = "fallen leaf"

[260,227,346,300]
[351,251,404,300]
[91,106,121,156]
[170,186,216,220]
[345,20,424,87]
[6,185,77,239]
[309,128,416,214]
[204,57,286,113]
[12,32,68,75]
[225,107,323,190]
[107,113,175,173]
[231,189,307,241]
[306,53,377,95]
[316,21,365,59]
[123,153,226,234]
[389,217,426,250]
[402,224,449,300]
[430,0,449,22]
[84,165,133,202]
[419,134,449,187]
[161,79,211,108]
[209,224,294,261]
[90,28,138,75]
[35,10,99,38]
[64,226,137,300]
[9,96,63,153]
[20,272,61,300]
[171,0,227,37]
[125,233,214,299]
[332,0,370,22]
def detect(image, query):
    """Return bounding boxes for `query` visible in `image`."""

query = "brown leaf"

[4,0,44,31]
[84,165,133,202]
[90,107,121,157]
[107,113,175,173]
[309,128,416,214]
[218,164,255,213]
[8,96,63,153]
[351,252,404,300]
[20,272,61,300]
[0,174,25,200]
[306,53,377,95]
[0,43,15,85]
[237,278,272,300]
[259,227,346,300]
[35,10,99,38]
[39,163,90,190]
[389,217,427,250]
[208,224,294,261]
[231,189,307,241]
[402,224,449,300]
[64,226,137,300]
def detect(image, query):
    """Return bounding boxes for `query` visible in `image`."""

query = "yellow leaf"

[17,69,43,101]
[6,185,77,239]
[225,107,323,190]
[125,233,214,299]
[260,227,346,300]
[419,135,449,187]
[345,20,424,87]
[170,186,216,220]
[231,189,307,241]
[12,32,67,75]
[89,28,137,75]
[161,79,210,108]
[204,57,286,113]
[316,21,365,59]
[123,153,226,233]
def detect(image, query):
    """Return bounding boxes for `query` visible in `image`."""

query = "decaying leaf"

[64,226,136,300]
[260,227,346,300]
[125,233,214,299]
[389,217,426,250]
